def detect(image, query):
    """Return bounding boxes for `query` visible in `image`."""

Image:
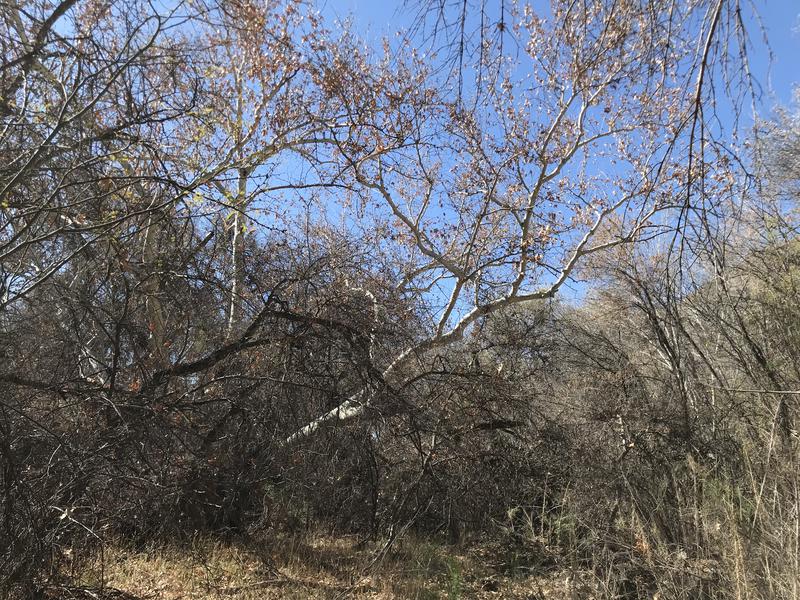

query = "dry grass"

[59,532,598,600]
[51,451,800,600]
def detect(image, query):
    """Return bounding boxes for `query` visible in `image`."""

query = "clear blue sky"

[316,1,800,305]
[746,2,800,111]
[321,1,800,115]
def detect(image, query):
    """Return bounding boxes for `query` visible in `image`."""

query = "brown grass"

[62,532,595,600]
[55,451,800,600]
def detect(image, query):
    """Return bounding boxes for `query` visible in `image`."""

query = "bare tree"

[286,0,757,441]
[0,0,772,594]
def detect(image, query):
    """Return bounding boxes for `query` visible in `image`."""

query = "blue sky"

[745,2,800,111]
[322,1,800,114]
[314,1,800,307]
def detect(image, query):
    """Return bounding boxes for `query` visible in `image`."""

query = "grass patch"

[60,532,588,599]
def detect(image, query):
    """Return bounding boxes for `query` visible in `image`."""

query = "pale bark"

[285,202,651,444]
[226,166,248,339]
[226,69,248,340]
[142,211,169,370]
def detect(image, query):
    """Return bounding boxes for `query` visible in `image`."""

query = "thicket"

[2,0,799,598]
